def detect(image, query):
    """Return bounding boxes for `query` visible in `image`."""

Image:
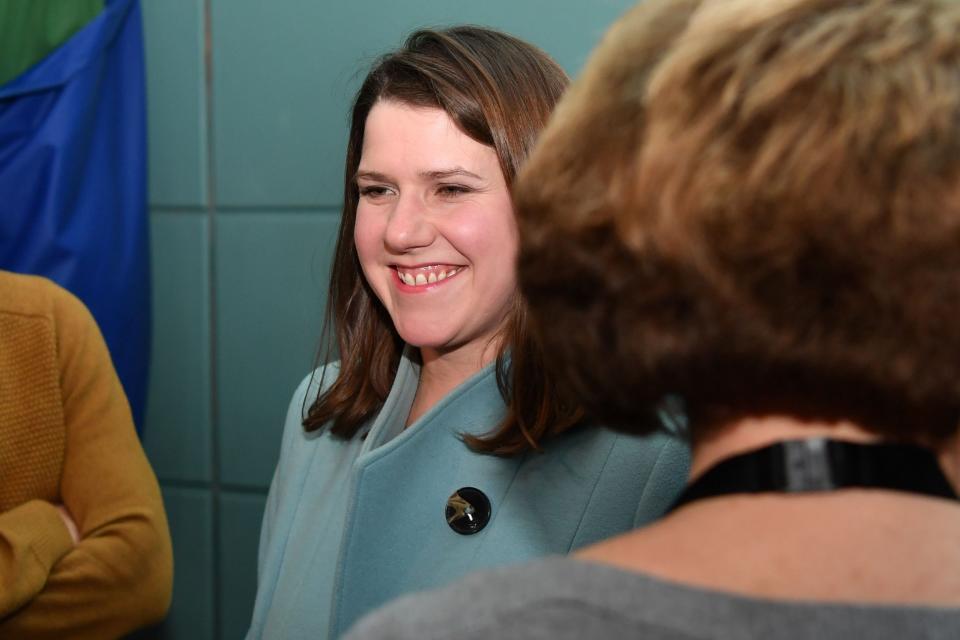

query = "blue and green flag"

[0,0,150,431]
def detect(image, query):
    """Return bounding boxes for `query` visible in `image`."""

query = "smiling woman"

[245,26,691,640]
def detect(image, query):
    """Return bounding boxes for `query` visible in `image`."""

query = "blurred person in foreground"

[0,270,172,638]
[344,0,960,637]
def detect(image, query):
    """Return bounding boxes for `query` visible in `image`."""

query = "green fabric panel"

[0,0,103,86]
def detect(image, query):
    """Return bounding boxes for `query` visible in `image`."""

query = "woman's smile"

[393,265,465,289]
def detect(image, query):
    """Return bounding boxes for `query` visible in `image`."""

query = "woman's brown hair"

[515,0,960,444]
[303,26,582,454]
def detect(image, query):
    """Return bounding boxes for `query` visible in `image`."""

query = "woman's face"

[354,100,518,362]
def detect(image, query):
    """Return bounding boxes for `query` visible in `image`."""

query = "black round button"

[445,487,491,535]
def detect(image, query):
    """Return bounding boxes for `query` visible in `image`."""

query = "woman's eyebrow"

[419,167,483,181]
[354,170,391,182]
[354,167,484,182]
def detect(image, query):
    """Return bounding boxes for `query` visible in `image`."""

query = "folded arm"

[0,290,173,638]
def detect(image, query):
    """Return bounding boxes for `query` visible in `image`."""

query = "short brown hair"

[515,0,960,442]
[305,26,582,454]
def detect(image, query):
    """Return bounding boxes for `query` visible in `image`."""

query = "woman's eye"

[358,185,392,199]
[436,184,472,197]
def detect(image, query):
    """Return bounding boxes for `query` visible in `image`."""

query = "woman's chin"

[394,319,501,360]
[396,330,459,352]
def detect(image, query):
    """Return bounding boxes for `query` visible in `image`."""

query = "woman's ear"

[937,432,960,494]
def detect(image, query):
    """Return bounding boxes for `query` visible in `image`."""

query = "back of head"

[516,0,960,443]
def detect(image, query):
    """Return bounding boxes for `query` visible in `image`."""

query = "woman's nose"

[384,194,435,252]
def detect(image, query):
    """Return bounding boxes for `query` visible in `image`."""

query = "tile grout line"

[203,204,344,213]
[159,477,269,495]
[203,0,223,638]
[153,205,343,214]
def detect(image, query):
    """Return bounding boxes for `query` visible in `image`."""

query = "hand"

[55,504,80,545]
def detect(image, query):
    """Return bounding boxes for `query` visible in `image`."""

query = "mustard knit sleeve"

[0,288,174,638]
[0,500,74,616]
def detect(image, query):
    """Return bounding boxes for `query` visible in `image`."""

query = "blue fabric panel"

[0,0,149,431]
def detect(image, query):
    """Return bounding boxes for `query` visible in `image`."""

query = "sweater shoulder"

[0,271,88,324]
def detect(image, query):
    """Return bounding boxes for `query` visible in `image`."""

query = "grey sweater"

[343,557,960,639]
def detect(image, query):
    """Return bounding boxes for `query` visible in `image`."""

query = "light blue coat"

[246,351,690,639]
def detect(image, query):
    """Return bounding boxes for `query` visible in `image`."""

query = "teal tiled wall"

[161,487,216,639]
[215,212,338,487]
[142,1,634,638]
[144,0,206,207]
[144,213,212,483]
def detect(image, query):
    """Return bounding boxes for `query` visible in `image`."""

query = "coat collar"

[360,345,501,454]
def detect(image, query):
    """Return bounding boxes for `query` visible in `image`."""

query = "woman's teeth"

[397,267,462,287]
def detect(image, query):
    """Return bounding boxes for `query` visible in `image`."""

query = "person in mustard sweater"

[0,269,172,638]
